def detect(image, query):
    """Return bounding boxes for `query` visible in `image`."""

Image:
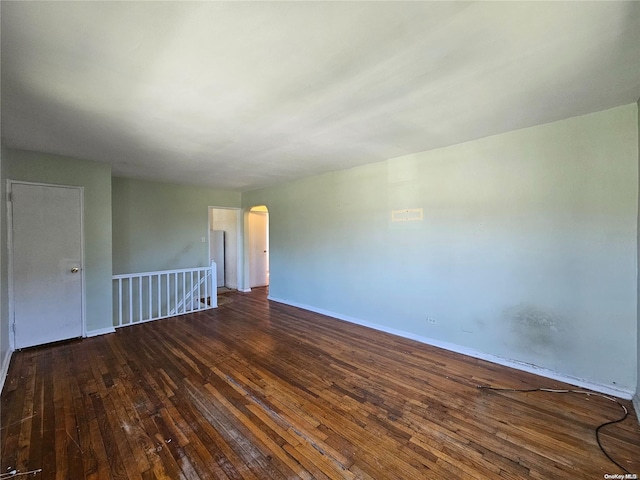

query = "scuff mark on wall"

[503,303,564,353]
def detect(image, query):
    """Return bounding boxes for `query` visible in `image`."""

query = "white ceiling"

[2,2,640,191]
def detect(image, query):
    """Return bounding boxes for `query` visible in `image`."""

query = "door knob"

[70,267,79,274]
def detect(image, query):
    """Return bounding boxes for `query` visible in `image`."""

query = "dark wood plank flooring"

[2,288,639,479]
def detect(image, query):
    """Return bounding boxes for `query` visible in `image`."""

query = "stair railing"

[112,262,217,327]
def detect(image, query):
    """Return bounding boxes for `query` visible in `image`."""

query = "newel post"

[210,261,218,308]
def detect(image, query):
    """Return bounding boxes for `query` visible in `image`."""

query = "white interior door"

[10,183,84,349]
[249,211,269,288]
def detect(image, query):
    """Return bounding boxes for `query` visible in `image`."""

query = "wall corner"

[636,98,640,409]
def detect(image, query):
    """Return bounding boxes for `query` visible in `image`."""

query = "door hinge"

[7,191,12,202]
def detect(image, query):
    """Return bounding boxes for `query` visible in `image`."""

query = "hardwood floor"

[2,288,639,479]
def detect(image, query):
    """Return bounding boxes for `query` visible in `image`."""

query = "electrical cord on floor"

[0,468,43,478]
[477,385,631,474]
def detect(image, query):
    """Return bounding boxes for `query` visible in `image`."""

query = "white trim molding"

[0,348,13,394]
[86,327,116,338]
[268,296,634,400]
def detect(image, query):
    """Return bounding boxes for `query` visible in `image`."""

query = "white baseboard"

[0,348,14,394]
[268,296,634,400]
[633,395,640,424]
[239,288,251,293]
[86,327,116,338]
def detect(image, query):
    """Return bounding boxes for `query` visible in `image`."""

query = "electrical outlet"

[427,317,437,325]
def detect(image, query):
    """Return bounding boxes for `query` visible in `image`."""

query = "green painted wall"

[244,104,639,393]
[4,148,113,332]
[112,177,240,274]
[0,146,9,368]
[637,97,640,410]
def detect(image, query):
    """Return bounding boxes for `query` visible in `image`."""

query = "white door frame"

[7,180,87,349]
[207,206,243,291]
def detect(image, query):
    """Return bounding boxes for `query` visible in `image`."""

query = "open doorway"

[248,205,269,288]
[208,207,241,291]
